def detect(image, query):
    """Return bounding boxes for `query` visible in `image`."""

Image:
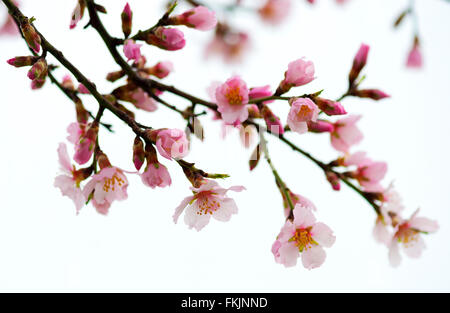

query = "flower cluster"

[2,0,438,271]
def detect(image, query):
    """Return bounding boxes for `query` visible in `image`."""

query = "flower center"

[103,173,125,192]
[196,195,221,215]
[290,227,317,252]
[297,105,312,120]
[397,224,419,247]
[226,87,243,106]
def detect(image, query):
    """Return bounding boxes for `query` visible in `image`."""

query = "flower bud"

[349,43,369,86]
[31,78,46,90]
[121,2,133,38]
[133,136,146,171]
[20,19,41,53]
[75,98,89,124]
[314,97,347,116]
[62,75,75,90]
[70,0,86,30]
[106,70,126,82]
[261,105,284,135]
[27,58,47,80]
[145,61,174,79]
[352,89,390,101]
[6,56,38,68]
[169,6,217,31]
[326,171,341,191]
[96,150,112,170]
[276,58,315,95]
[307,120,335,133]
[146,27,186,51]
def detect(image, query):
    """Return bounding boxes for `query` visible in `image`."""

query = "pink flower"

[176,6,217,31]
[83,166,129,215]
[258,0,291,25]
[67,122,84,145]
[272,204,335,269]
[215,76,249,125]
[388,209,439,267]
[123,39,142,62]
[406,41,423,68]
[140,162,172,189]
[131,88,158,112]
[330,115,363,152]
[74,123,98,165]
[54,143,86,213]
[146,27,186,51]
[287,98,319,134]
[341,151,369,167]
[155,129,189,160]
[278,58,315,94]
[354,160,388,192]
[173,179,245,231]
[148,61,174,79]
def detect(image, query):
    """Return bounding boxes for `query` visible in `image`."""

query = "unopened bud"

[133,136,146,171]
[349,43,369,86]
[20,19,41,53]
[31,78,46,90]
[7,56,38,68]
[307,120,335,133]
[27,58,47,80]
[261,105,284,135]
[106,70,126,82]
[352,89,390,101]
[326,171,341,191]
[121,2,133,38]
[314,97,346,116]
[62,75,75,90]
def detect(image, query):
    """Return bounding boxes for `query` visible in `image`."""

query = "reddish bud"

[20,19,41,53]
[106,70,126,82]
[349,43,369,86]
[352,89,390,101]
[121,3,133,38]
[314,97,347,116]
[27,58,47,80]
[146,27,186,51]
[133,136,146,171]
[7,56,38,68]
[326,171,341,191]
[307,120,335,133]
[261,105,284,135]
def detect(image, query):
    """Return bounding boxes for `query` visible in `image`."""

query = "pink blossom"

[54,143,86,213]
[278,58,315,93]
[388,209,439,267]
[354,160,388,192]
[173,179,245,231]
[406,43,423,68]
[373,206,392,246]
[215,76,249,125]
[147,27,186,51]
[287,98,319,134]
[341,151,369,167]
[177,6,217,31]
[272,204,335,269]
[74,123,98,165]
[140,163,172,189]
[123,39,142,62]
[155,129,189,160]
[330,115,363,153]
[67,122,84,145]
[258,0,291,25]
[83,166,129,215]
[131,88,158,112]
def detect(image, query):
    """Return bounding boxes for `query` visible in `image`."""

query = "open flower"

[388,209,439,267]
[215,76,249,125]
[330,115,363,152]
[83,166,129,215]
[131,88,158,112]
[155,129,189,160]
[54,143,87,213]
[123,39,142,62]
[353,159,388,192]
[287,98,319,134]
[173,179,245,231]
[272,204,335,269]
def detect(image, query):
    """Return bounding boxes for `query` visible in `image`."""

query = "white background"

[0,0,449,292]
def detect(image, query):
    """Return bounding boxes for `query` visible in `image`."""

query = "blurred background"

[0,0,449,292]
